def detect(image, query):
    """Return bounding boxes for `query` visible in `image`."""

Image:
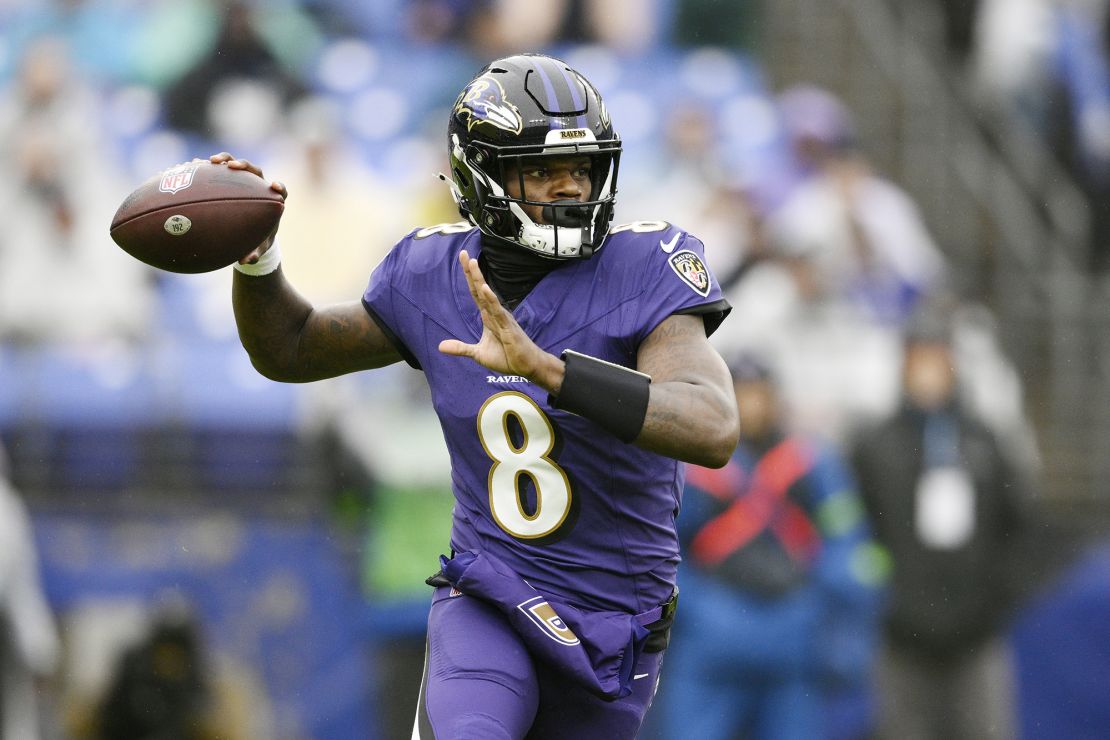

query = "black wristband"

[549,350,651,442]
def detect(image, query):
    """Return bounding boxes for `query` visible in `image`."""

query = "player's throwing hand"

[208,152,287,265]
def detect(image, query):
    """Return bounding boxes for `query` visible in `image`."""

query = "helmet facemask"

[450,133,621,260]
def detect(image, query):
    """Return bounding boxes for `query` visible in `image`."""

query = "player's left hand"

[438,250,563,391]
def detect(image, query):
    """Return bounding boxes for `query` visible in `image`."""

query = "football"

[109,161,285,274]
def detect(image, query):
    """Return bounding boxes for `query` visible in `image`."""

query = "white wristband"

[233,244,282,276]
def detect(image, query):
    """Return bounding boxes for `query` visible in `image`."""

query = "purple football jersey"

[362,221,729,614]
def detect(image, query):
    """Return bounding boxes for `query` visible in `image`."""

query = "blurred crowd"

[934,0,1110,269]
[0,0,1100,738]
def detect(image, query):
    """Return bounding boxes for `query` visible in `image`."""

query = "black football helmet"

[446,54,621,259]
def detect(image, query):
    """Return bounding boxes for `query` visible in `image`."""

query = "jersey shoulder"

[603,220,716,298]
[390,221,478,275]
[408,220,479,242]
[606,220,686,248]
[603,220,706,263]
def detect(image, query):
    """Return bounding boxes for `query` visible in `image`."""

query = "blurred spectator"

[621,103,763,277]
[944,301,1040,470]
[849,303,1034,740]
[0,36,154,345]
[699,180,773,289]
[768,85,947,327]
[712,85,950,441]
[404,0,496,51]
[711,259,905,444]
[0,446,61,740]
[488,0,659,55]
[161,0,311,143]
[621,103,721,214]
[269,96,412,304]
[94,596,222,740]
[930,0,983,63]
[1038,0,1110,269]
[965,0,1110,269]
[886,0,984,64]
[670,0,765,54]
[0,0,148,84]
[968,0,1056,128]
[660,352,885,740]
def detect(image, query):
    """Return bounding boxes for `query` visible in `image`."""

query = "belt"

[638,588,679,653]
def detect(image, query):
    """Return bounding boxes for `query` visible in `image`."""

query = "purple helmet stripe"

[560,67,588,130]
[532,62,563,129]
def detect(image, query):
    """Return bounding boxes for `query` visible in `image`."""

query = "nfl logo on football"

[159,165,198,195]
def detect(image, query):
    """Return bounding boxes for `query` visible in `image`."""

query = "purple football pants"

[412,588,665,739]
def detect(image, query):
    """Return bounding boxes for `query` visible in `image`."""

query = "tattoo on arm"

[296,303,400,379]
[640,317,702,344]
[233,268,400,382]
[634,313,739,467]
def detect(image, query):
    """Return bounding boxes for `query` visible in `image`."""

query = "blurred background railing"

[767,0,1097,507]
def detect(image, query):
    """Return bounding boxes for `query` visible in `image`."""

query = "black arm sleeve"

[674,298,732,337]
[361,298,421,370]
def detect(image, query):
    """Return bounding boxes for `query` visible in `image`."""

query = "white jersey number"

[477,392,572,539]
[414,221,473,239]
[610,220,669,234]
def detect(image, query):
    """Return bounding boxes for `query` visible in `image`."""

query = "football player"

[216,53,739,739]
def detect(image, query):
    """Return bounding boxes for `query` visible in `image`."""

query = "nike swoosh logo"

[634,673,650,680]
[659,234,680,253]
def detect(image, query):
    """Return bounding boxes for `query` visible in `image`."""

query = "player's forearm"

[234,268,402,382]
[637,381,739,467]
[232,267,316,381]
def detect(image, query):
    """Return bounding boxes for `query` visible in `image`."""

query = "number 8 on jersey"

[477,392,573,540]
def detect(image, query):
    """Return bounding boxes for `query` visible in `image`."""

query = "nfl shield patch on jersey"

[668,250,711,297]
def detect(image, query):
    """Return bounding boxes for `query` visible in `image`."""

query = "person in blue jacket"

[660,352,886,740]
